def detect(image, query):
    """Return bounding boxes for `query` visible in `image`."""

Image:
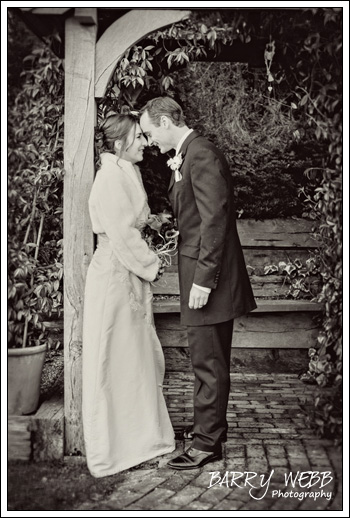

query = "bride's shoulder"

[100,152,118,167]
[94,154,121,188]
[97,153,122,177]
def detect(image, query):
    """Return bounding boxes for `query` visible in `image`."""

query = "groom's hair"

[140,97,186,127]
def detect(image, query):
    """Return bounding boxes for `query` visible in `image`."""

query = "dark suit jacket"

[168,131,257,326]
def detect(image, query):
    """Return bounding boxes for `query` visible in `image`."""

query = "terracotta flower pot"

[8,343,47,415]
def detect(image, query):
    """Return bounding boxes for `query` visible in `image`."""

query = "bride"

[82,111,175,478]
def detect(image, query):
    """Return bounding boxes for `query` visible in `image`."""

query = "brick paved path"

[75,373,342,511]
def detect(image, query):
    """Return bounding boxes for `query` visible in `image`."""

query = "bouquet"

[141,211,179,281]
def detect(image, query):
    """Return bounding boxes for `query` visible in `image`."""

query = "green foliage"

[275,8,342,440]
[7,10,40,103]
[98,11,255,116]
[172,62,325,218]
[8,35,64,348]
[264,257,321,300]
[311,386,342,441]
[299,349,342,442]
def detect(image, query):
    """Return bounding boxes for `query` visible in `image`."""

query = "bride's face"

[119,123,147,164]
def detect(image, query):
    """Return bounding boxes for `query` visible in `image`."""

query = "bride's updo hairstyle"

[100,109,138,154]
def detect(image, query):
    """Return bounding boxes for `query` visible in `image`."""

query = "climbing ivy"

[8,34,64,349]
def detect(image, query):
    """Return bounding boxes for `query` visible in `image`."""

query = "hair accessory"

[120,105,139,117]
[95,128,105,148]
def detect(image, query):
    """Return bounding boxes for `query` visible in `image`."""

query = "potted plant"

[7,241,63,415]
[8,29,64,415]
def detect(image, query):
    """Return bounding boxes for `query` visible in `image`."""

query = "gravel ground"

[7,459,126,511]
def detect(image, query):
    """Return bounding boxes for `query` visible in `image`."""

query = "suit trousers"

[187,319,234,452]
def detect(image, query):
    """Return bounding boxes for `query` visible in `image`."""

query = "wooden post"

[64,10,97,455]
[74,8,97,25]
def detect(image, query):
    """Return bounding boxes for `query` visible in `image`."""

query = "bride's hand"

[146,214,163,232]
[138,214,158,231]
[146,214,158,224]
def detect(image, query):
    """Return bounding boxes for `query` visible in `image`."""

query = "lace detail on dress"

[110,253,131,285]
[129,286,154,326]
[129,290,142,312]
[98,219,155,326]
[144,312,154,326]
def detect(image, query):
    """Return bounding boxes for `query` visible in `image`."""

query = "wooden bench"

[152,218,323,350]
[39,218,321,352]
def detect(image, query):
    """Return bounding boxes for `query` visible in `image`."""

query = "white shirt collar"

[176,129,194,156]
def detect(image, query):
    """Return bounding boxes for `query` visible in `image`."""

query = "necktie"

[175,169,182,182]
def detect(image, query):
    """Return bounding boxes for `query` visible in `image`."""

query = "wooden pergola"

[17,7,191,455]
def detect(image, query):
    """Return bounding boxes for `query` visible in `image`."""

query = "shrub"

[8,35,64,349]
[173,62,325,219]
[280,8,342,441]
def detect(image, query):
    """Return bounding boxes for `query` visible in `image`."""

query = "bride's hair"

[139,97,186,127]
[100,112,138,153]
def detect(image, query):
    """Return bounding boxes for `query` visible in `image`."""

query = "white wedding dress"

[82,153,175,478]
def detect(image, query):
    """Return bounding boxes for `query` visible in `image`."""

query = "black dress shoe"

[167,447,222,470]
[183,425,227,443]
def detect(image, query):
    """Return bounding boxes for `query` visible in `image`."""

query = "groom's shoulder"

[189,132,220,153]
[189,133,227,162]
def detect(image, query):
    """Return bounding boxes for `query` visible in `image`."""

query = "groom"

[140,97,256,469]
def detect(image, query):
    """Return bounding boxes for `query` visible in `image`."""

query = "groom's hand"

[189,285,210,310]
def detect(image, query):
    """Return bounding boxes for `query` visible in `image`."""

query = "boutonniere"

[167,153,183,182]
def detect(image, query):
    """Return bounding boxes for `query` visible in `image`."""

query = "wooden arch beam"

[64,10,97,454]
[95,9,191,98]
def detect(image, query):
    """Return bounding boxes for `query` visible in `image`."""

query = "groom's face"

[140,112,173,154]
